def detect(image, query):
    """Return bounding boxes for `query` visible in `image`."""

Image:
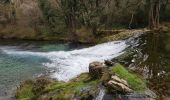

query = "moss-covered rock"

[16,73,100,100]
[16,62,148,100]
[110,63,147,92]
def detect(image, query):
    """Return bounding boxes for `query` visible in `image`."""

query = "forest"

[0,0,170,42]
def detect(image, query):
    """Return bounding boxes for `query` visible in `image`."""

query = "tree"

[147,0,161,29]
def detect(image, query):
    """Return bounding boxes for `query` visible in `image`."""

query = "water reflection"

[132,32,170,99]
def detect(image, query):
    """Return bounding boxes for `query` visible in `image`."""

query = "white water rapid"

[2,35,139,82]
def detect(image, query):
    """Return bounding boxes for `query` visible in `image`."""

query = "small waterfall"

[2,36,139,82]
[96,87,106,100]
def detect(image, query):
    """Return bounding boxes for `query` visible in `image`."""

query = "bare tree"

[148,0,161,29]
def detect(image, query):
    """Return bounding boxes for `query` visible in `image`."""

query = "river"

[0,37,133,100]
[0,31,169,100]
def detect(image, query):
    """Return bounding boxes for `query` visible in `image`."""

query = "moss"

[16,73,99,100]
[111,63,146,92]
[45,73,99,96]
[16,80,35,100]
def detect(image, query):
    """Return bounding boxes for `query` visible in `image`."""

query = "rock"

[89,61,106,78]
[144,89,157,100]
[104,60,114,66]
[111,75,128,87]
[74,86,100,100]
[101,69,111,85]
[107,75,133,93]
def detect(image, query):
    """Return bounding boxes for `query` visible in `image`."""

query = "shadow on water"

[127,32,170,99]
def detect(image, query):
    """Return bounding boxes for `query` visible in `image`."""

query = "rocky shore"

[14,29,159,100]
[15,61,156,100]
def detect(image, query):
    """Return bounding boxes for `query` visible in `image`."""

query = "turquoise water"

[3,33,170,100]
[1,32,169,99]
[0,40,71,100]
[0,39,130,100]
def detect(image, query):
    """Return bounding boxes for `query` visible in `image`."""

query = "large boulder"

[89,61,106,79]
[107,75,133,94]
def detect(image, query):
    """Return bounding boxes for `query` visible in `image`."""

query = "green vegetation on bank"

[111,64,146,92]
[15,80,35,100]
[16,73,99,100]
[44,73,99,97]
[16,63,148,100]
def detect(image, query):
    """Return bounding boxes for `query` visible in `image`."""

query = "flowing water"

[0,36,138,100]
[0,31,169,100]
[0,40,73,100]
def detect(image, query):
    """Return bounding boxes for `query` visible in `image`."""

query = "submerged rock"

[89,61,106,78]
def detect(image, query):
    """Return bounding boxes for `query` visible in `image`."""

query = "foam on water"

[2,40,129,81]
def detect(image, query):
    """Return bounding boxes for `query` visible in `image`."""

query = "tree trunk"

[148,0,161,29]
[129,13,134,29]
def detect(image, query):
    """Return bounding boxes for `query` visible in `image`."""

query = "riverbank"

[14,29,156,100]
[0,34,135,100]
[0,28,150,44]
[3,26,170,99]
[12,30,149,100]
[16,62,156,100]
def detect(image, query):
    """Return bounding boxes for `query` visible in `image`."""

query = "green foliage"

[1,0,170,40]
[39,0,66,34]
[111,64,146,92]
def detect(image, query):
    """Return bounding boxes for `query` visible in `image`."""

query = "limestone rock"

[111,75,128,87]
[89,61,106,78]
[107,75,133,93]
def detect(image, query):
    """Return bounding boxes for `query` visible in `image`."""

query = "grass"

[111,63,146,92]
[16,64,147,100]
[45,73,99,95]
[16,73,99,100]
[16,81,34,100]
